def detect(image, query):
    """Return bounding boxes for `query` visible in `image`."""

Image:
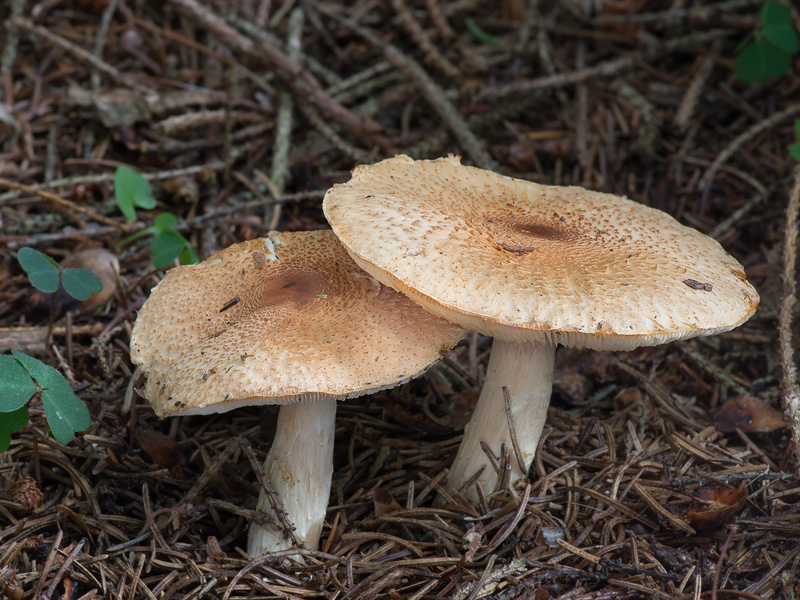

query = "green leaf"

[61,268,103,301]
[0,406,30,431]
[790,141,800,160]
[761,2,799,54]
[42,383,91,445]
[17,248,60,293]
[10,352,89,445]
[735,39,792,82]
[118,213,181,253]
[153,212,178,232]
[0,406,29,451]
[114,167,156,221]
[0,405,29,451]
[179,245,199,265]
[0,355,37,412]
[12,351,66,389]
[151,231,189,269]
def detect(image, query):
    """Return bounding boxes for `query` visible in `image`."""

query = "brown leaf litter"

[0,0,798,598]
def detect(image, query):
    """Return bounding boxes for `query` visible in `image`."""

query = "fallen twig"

[170,0,387,149]
[780,166,800,464]
[10,16,153,94]
[700,103,800,212]
[310,1,495,170]
[0,176,125,229]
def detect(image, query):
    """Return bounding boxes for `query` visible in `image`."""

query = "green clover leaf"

[151,231,192,269]
[61,268,103,301]
[11,352,91,445]
[735,38,792,83]
[17,248,60,293]
[762,1,799,54]
[114,166,156,222]
[0,355,37,412]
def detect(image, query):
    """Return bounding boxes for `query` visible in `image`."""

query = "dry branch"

[780,166,800,466]
[310,1,495,170]
[169,0,387,150]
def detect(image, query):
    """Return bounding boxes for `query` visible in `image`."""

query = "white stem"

[247,398,336,556]
[444,340,555,501]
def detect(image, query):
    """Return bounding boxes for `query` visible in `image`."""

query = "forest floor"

[1,0,799,598]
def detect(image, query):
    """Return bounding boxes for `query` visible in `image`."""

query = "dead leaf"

[714,396,785,433]
[55,504,92,538]
[135,429,186,470]
[2,575,23,600]
[613,387,644,411]
[683,279,712,292]
[373,488,402,517]
[161,176,200,204]
[685,485,747,529]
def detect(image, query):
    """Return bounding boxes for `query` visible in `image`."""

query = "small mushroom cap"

[130,230,464,417]
[323,155,759,351]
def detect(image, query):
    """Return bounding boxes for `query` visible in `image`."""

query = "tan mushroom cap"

[323,155,759,351]
[130,229,465,417]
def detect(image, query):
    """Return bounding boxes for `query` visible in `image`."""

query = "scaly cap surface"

[130,229,464,416]
[323,155,759,350]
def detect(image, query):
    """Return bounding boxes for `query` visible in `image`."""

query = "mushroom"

[323,155,760,500]
[130,229,464,555]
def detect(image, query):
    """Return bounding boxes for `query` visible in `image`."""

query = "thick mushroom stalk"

[248,398,336,556]
[445,340,554,500]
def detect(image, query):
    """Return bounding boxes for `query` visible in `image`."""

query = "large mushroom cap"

[130,229,464,417]
[323,155,759,351]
